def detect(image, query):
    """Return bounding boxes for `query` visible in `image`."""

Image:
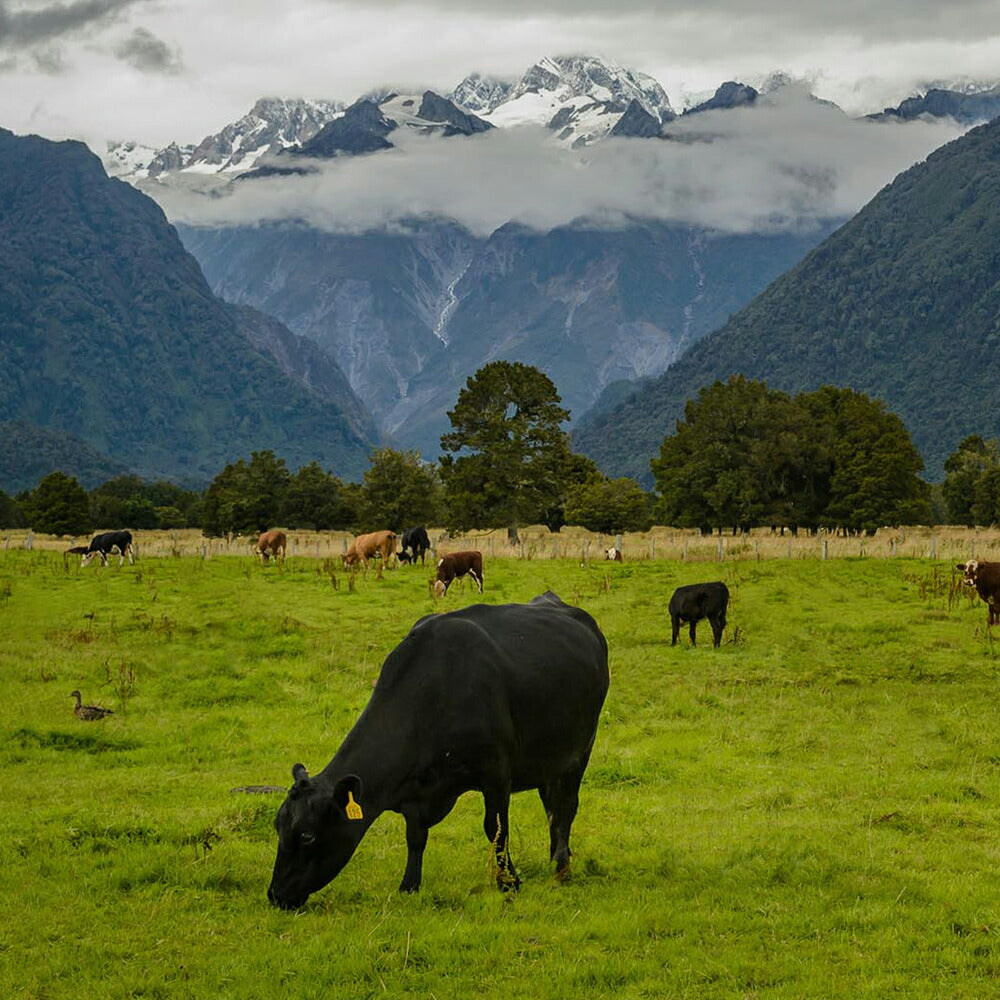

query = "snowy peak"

[511,56,674,123]
[451,73,515,114]
[183,97,343,173]
[483,55,674,146]
[105,97,343,178]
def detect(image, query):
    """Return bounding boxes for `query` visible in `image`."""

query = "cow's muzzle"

[267,886,306,910]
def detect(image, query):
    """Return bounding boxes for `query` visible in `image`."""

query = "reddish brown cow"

[604,547,622,562]
[434,550,484,597]
[256,529,287,563]
[958,559,1000,625]
[344,530,397,569]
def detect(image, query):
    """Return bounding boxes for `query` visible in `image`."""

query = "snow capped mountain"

[450,73,515,115]
[107,97,343,178]
[481,55,675,145]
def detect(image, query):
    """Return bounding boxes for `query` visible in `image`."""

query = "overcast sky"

[2,0,999,149]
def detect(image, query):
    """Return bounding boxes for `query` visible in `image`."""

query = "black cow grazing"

[398,526,431,565]
[268,592,609,910]
[81,530,134,567]
[668,581,730,647]
[958,560,1000,625]
[434,550,483,597]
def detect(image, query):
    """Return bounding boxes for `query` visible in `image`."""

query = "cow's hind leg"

[689,620,698,646]
[710,613,725,647]
[670,615,680,646]
[538,764,587,880]
[483,785,519,891]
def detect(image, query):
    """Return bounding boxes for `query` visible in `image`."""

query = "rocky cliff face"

[180,217,835,459]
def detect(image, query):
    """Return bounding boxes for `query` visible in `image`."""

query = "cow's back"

[361,595,608,790]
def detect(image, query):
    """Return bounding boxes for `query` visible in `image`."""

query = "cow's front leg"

[399,811,428,893]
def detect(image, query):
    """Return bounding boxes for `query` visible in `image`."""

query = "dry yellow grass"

[4,522,1000,564]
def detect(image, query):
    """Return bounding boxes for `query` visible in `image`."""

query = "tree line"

[0,363,981,539]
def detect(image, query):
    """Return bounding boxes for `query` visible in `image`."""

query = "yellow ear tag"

[345,791,363,820]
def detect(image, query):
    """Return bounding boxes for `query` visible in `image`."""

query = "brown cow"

[344,530,397,569]
[434,550,484,597]
[604,547,622,561]
[256,529,287,563]
[958,559,1000,625]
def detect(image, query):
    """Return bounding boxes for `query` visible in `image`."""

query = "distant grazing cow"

[958,560,1000,625]
[267,591,610,909]
[604,547,622,561]
[434,550,483,597]
[668,581,730,647]
[80,530,134,567]
[256,529,287,563]
[344,530,397,569]
[398,526,431,565]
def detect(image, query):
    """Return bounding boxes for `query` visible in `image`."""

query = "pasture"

[2,545,1000,998]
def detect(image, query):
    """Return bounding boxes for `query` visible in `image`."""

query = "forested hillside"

[0,129,375,484]
[574,116,1000,482]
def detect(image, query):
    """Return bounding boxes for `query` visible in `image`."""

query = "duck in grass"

[70,690,114,721]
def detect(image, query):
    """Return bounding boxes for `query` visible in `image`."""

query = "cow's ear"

[957,564,967,571]
[332,774,364,820]
[289,762,311,799]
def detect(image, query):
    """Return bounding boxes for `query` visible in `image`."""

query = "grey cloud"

[114,26,180,73]
[0,0,143,47]
[156,91,967,240]
[353,0,1000,42]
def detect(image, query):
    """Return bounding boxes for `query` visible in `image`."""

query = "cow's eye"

[299,831,316,847]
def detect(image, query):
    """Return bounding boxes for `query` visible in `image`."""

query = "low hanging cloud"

[156,89,968,238]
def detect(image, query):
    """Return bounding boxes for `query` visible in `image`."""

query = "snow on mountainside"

[105,56,680,179]
[107,97,342,178]
[479,56,675,145]
[450,73,515,114]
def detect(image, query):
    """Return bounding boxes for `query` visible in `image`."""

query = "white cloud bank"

[155,90,967,238]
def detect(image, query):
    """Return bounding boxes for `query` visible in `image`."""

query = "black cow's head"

[268,764,366,910]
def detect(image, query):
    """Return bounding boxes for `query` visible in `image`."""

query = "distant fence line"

[3,526,1000,565]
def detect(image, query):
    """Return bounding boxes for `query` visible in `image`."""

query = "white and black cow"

[267,592,609,909]
[80,530,134,567]
[668,581,729,647]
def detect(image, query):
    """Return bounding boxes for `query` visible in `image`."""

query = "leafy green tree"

[153,506,188,529]
[652,377,809,532]
[799,387,931,532]
[359,448,441,531]
[0,489,25,528]
[91,474,202,528]
[22,472,92,536]
[564,477,652,534]
[941,436,1000,525]
[281,462,356,530]
[440,361,575,538]
[202,450,291,536]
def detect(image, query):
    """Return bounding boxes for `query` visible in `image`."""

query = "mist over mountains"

[573,115,1000,483]
[96,56,979,464]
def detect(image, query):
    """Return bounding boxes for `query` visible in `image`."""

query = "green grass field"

[3,550,1000,999]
